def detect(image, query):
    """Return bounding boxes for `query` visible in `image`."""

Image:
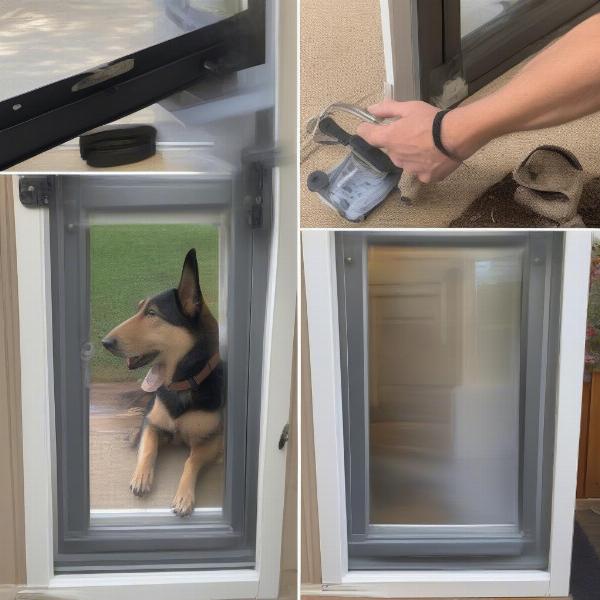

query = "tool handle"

[319,116,401,174]
[350,135,400,174]
[318,117,352,145]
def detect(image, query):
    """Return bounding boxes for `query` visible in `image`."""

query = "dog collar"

[167,352,221,392]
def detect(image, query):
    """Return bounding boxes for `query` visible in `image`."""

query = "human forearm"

[356,15,600,183]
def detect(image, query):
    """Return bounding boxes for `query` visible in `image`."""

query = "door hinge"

[242,147,278,229]
[278,423,290,450]
[245,161,265,229]
[18,176,55,208]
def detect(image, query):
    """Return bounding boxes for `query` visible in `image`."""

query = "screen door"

[336,232,563,570]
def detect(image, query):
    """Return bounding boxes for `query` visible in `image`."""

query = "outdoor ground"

[0,0,184,102]
[88,223,224,510]
[90,382,224,510]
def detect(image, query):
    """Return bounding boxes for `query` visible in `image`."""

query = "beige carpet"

[300,0,386,223]
[300,1,600,228]
[90,382,223,510]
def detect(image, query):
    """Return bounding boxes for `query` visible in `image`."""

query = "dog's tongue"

[141,364,164,392]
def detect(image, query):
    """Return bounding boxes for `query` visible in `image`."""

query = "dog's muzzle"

[101,337,119,352]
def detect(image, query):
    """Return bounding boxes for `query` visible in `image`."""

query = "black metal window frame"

[47,174,271,574]
[335,232,563,571]
[417,0,599,104]
[0,0,266,170]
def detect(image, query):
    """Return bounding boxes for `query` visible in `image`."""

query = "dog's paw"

[171,490,195,517]
[130,467,154,497]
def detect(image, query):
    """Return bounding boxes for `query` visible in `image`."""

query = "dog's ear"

[177,249,203,318]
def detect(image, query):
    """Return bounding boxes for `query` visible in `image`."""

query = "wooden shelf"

[7,146,234,176]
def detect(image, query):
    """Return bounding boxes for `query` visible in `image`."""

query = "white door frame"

[14,164,294,600]
[379,0,421,101]
[302,230,590,598]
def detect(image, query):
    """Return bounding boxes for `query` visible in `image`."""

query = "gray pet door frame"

[48,175,271,573]
[335,231,563,571]
[413,0,599,104]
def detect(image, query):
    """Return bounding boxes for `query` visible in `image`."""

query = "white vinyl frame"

[302,230,590,598]
[14,173,293,599]
[14,182,291,598]
[379,0,420,101]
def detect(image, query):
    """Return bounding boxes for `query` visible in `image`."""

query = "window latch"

[18,176,55,208]
[278,423,290,450]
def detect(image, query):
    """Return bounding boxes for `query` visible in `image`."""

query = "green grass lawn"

[90,224,219,383]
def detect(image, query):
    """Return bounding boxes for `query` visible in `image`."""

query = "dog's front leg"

[172,434,223,517]
[130,421,159,497]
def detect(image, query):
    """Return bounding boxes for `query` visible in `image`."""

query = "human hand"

[356,100,470,183]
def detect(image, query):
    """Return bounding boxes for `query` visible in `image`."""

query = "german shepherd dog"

[101,249,223,516]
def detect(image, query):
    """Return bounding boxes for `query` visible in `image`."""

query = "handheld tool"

[306,103,402,222]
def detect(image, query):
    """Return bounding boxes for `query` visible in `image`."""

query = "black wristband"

[432,110,461,162]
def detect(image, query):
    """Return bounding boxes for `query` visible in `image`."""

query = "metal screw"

[345,256,353,265]
[533,257,542,265]
[81,342,94,361]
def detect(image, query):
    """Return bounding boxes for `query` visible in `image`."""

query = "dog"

[101,248,224,517]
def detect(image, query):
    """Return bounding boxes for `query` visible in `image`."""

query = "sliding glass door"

[0,0,267,169]
[416,0,599,104]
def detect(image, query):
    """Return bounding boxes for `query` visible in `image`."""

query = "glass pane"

[461,0,514,38]
[368,244,524,526]
[460,0,597,40]
[88,220,225,516]
[0,0,246,102]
